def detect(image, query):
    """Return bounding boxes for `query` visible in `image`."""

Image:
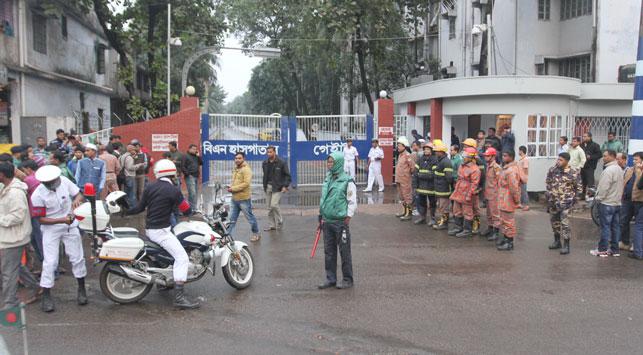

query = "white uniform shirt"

[343,145,359,162]
[31,176,80,230]
[346,182,357,217]
[368,147,384,166]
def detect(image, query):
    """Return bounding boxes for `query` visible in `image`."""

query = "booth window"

[527,114,563,158]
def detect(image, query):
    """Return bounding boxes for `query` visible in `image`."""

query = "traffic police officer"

[364,139,384,192]
[30,165,87,312]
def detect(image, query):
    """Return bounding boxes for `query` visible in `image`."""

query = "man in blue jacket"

[74,143,106,196]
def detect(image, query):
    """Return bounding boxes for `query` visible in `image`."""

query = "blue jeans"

[125,176,137,207]
[598,203,621,252]
[631,202,643,257]
[520,184,529,206]
[620,199,634,245]
[228,199,259,236]
[185,175,198,208]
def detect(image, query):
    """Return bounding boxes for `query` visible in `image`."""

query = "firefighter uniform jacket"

[450,161,481,203]
[433,155,454,197]
[484,160,501,201]
[498,161,522,212]
[413,154,438,195]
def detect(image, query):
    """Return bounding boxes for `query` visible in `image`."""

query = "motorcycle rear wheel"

[222,247,254,290]
[99,262,153,304]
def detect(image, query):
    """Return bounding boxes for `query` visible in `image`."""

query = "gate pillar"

[430,98,443,141]
[375,98,394,184]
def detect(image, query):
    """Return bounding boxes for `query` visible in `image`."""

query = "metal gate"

[201,113,374,187]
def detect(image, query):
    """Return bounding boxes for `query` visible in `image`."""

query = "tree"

[207,83,227,113]
[224,92,253,114]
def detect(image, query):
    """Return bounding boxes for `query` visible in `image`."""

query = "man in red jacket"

[448,147,481,238]
[497,150,522,251]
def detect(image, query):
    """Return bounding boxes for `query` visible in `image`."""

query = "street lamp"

[167,3,183,116]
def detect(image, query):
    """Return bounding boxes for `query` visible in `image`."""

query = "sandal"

[250,235,261,242]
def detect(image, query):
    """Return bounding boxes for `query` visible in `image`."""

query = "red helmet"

[464,147,478,157]
[484,147,497,156]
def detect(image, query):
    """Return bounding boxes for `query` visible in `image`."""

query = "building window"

[32,12,47,54]
[559,55,592,82]
[96,44,106,74]
[61,15,67,39]
[538,0,550,20]
[561,0,592,20]
[448,17,455,39]
[527,114,564,158]
[0,0,15,36]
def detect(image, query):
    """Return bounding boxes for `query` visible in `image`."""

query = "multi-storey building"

[392,0,639,191]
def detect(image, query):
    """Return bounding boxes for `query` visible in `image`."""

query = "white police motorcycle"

[74,187,254,304]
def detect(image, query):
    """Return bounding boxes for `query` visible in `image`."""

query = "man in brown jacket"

[395,136,415,220]
[227,152,260,242]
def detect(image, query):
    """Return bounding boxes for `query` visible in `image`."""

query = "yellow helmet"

[432,139,444,147]
[463,138,477,147]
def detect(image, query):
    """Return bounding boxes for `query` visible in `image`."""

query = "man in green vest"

[318,151,357,290]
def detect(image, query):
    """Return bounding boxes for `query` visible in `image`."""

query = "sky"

[216,36,263,103]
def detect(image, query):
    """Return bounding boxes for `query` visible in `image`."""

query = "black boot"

[560,239,570,255]
[77,278,88,306]
[41,288,55,313]
[434,215,449,230]
[400,205,412,221]
[497,237,514,251]
[456,219,473,238]
[413,214,426,225]
[395,204,407,217]
[549,234,562,250]
[173,284,200,309]
[448,217,463,236]
[495,232,506,246]
[480,225,493,236]
[487,228,499,241]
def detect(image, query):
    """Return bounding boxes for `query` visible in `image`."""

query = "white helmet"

[105,191,128,213]
[153,159,177,179]
[35,165,62,182]
[397,136,410,147]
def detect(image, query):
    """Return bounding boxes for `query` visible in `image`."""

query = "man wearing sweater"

[591,150,624,257]
[568,137,586,170]
[227,152,260,242]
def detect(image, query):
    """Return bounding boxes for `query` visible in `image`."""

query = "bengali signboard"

[151,134,179,152]
[201,140,286,161]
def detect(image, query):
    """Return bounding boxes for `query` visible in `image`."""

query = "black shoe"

[413,217,426,225]
[336,282,353,289]
[76,278,88,306]
[456,220,473,238]
[480,226,493,237]
[560,239,570,255]
[41,288,55,313]
[628,253,643,260]
[497,237,514,251]
[173,284,200,309]
[448,217,463,236]
[549,234,561,250]
[487,228,498,241]
[495,232,505,246]
[318,281,336,289]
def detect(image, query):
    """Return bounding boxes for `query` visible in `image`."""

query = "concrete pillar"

[180,96,199,112]
[375,98,394,184]
[430,98,443,141]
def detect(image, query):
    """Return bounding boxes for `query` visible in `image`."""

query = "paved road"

[3,204,642,354]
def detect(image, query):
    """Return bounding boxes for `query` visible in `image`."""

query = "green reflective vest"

[320,172,352,221]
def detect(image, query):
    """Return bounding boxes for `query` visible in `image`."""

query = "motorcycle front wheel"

[222,247,254,289]
[99,262,153,304]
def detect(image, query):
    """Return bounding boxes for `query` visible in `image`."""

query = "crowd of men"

[0,129,205,311]
[393,126,638,257]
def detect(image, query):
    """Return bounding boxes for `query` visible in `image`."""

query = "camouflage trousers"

[549,207,571,241]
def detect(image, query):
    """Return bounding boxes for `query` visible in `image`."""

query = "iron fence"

[296,115,368,141]
[206,113,282,141]
[573,116,631,152]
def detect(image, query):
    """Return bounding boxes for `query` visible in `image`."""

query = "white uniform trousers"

[146,227,189,283]
[344,160,356,179]
[366,163,384,191]
[40,225,87,288]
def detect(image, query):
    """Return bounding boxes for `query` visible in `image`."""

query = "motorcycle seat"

[111,227,140,239]
[144,240,162,250]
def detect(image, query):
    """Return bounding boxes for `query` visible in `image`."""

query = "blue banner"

[291,140,371,161]
[201,140,287,161]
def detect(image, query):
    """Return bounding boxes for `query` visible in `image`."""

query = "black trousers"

[323,220,353,284]
[581,167,595,192]
[417,194,437,217]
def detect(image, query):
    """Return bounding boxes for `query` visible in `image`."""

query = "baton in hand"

[310,225,322,259]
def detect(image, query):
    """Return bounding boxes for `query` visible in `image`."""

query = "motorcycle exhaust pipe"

[120,265,153,285]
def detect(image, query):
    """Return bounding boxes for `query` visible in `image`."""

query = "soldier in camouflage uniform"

[545,152,582,255]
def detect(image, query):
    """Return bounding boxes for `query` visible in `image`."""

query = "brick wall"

[112,97,201,181]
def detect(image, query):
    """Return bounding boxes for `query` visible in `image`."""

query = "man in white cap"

[74,143,106,196]
[343,138,359,179]
[30,165,87,312]
[364,139,384,192]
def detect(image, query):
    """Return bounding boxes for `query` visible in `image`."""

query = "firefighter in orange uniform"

[496,150,522,251]
[448,147,481,238]
[481,147,502,242]
[395,136,415,221]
